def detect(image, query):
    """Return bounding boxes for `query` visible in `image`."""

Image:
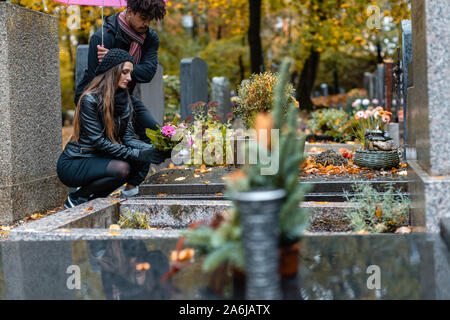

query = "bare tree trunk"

[248,0,264,74]
[296,49,320,112]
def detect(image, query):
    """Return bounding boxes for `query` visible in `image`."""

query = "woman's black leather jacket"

[63,90,151,160]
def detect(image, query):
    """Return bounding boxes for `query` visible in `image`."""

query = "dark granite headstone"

[211,76,231,122]
[320,83,328,97]
[75,45,89,87]
[180,57,208,120]
[133,63,165,125]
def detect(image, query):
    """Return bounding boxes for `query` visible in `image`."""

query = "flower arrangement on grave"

[145,117,187,152]
[233,71,298,128]
[307,109,353,142]
[168,60,311,282]
[184,101,236,167]
[351,107,400,169]
[352,107,393,150]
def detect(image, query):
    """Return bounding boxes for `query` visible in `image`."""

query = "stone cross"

[180,57,208,120]
[211,76,232,122]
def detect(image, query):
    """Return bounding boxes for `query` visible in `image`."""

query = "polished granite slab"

[0,233,449,300]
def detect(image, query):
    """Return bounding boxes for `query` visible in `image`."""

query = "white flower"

[362,99,370,106]
[354,99,361,105]
[372,99,379,104]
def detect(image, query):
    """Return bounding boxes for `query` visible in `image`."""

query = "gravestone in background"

[320,83,329,97]
[211,77,232,123]
[75,45,89,87]
[400,20,415,160]
[180,58,208,120]
[0,3,67,224]
[375,64,385,105]
[133,63,165,125]
[407,0,450,233]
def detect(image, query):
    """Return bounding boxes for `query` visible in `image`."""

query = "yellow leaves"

[431,176,445,180]
[216,193,223,196]
[315,202,328,204]
[170,248,195,262]
[84,206,93,211]
[356,230,369,235]
[169,163,175,169]
[30,213,43,220]
[340,3,351,9]
[108,200,120,203]
[375,206,382,218]
[60,229,72,233]
[108,224,120,236]
[203,181,211,184]
[157,193,167,198]
[136,262,151,271]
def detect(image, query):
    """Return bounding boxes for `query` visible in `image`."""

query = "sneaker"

[120,186,139,198]
[64,194,88,209]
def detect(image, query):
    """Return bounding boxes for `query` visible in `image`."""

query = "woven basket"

[354,150,400,170]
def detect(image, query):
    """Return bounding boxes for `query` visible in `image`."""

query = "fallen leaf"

[0,226,11,231]
[375,205,382,218]
[194,169,201,173]
[193,174,200,178]
[203,181,211,184]
[169,163,174,168]
[136,262,151,271]
[395,226,412,234]
[84,206,93,211]
[108,224,120,230]
[431,176,445,180]
[157,193,167,197]
[60,229,72,233]
[315,202,328,204]
[200,164,206,171]
[161,174,167,177]
[399,163,407,168]
[356,230,369,235]
[31,213,43,219]
[174,177,186,181]
[108,200,120,203]
[151,167,157,173]
[216,193,223,196]
[109,231,120,236]
[170,248,195,261]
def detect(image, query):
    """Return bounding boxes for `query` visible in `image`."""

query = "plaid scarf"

[117,10,147,64]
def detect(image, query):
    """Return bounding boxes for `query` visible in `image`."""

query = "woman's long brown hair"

[72,63,126,144]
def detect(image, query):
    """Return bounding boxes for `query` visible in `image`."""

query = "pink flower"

[362,112,369,119]
[355,111,365,120]
[161,125,176,137]
[189,137,194,147]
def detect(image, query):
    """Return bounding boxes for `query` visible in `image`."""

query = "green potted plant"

[173,60,311,297]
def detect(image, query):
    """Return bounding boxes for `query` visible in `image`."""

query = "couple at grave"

[57,0,171,208]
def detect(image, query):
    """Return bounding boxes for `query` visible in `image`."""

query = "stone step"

[119,199,356,232]
[139,179,410,202]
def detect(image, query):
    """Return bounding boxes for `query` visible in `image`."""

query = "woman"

[57,49,169,208]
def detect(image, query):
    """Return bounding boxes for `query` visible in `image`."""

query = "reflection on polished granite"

[0,234,449,300]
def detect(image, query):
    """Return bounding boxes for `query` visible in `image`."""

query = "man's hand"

[97,45,109,62]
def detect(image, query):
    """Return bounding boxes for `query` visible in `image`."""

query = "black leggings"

[57,152,149,200]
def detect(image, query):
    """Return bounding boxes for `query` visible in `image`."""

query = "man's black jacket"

[74,13,160,105]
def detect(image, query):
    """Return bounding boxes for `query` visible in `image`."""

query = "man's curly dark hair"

[127,0,166,21]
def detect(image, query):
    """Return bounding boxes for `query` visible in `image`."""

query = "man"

[75,0,167,197]
[75,0,166,138]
